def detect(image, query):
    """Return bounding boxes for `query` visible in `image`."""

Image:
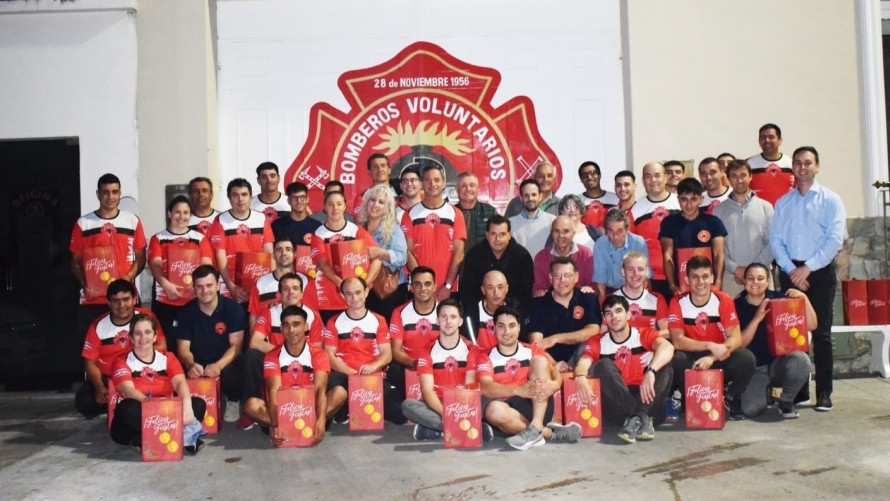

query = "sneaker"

[506,424,545,450]
[332,406,349,425]
[726,398,747,421]
[129,437,142,452]
[236,413,256,431]
[412,423,442,441]
[814,392,833,412]
[778,401,799,419]
[637,415,655,441]
[482,423,494,443]
[617,416,642,444]
[185,438,205,455]
[546,422,582,443]
[224,399,240,423]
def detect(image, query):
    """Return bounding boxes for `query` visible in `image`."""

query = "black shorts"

[482,395,554,425]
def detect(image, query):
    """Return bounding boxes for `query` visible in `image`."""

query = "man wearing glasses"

[527,256,601,373]
[272,181,322,248]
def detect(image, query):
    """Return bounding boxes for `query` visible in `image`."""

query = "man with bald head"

[629,162,680,302]
[505,161,561,218]
[532,216,593,297]
[463,270,525,353]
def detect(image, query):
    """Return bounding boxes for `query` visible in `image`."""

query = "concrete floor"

[1,376,889,500]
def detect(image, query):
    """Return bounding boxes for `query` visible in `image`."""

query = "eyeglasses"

[401,178,419,184]
[550,272,576,281]
[289,194,308,201]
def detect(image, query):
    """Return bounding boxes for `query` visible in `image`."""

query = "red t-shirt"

[668,289,739,344]
[628,195,680,280]
[323,310,390,371]
[401,202,467,289]
[580,327,660,386]
[263,343,330,387]
[81,308,167,376]
[310,221,377,311]
[416,336,476,399]
[611,288,668,332]
[208,209,274,294]
[390,301,440,360]
[111,350,183,397]
[475,342,546,387]
[148,229,213,306]
[254,303,323,347]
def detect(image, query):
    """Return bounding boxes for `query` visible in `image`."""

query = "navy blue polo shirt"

[271,215,322,247]
[174,294,247,366]
[527,289,601,363]
[734,290,782,367]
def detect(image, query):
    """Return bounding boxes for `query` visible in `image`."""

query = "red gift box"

[330,240,370,280]
[235,251,271,292]
[867,279,890,325]
[82,245,119,299]
[405,370,421,401]
[842,280,869,326]
[186,377,220,434]
[676,247,712,293]
[141,397,183,462]
[766,298,809,356]
[562,377,602,437]
[167,247,200,300]
[442,385,482,449]
[348,373,384,431]
[107,380,122,431]
[277,386,317,447]
[294,245,315,277]
[684,369,724,430]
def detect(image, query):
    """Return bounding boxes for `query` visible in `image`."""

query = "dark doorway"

[0,138,82,390]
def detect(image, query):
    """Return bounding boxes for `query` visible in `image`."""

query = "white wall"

[0,4,138,214]
[216,0,627,203]
[626,0,868,216]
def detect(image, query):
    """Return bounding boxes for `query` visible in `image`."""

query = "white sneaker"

[224,399,241,423]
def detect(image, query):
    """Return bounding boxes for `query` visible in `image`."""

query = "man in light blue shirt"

[593,209,649,298]
[769,146,845,412]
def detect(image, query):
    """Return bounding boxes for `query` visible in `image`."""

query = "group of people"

[70,122,846,452]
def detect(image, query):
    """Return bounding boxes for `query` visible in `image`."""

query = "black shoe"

[128,437,142,452]
[185,439,205,455]
[726,398,747,421]
[814,392,833,412]
[778,401,799,419]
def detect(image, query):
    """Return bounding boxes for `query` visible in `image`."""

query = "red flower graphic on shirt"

[615,345,631,366]
[174,236,188,247]
[237,224,250,239]
[697,230,711,243]
[766,163,780,177]
[214,322,227,335]
[589,201,603,213]
[102,222,117,239]
[197,221,211,235]
[350,326,364,343]
[484,319,494,333]
[505,358,520,376]
[416,318,432,336]
[628,303,642,321]
[263,206,278,221]
[141,366,157,382]
[425,213,440,227]
[573,306,584,320]
[114,330,129,348]
[288,361,303,381]
[695,312,709,331]
[444,355,458,373]
[329,233,345,243]
[653,207,668,222]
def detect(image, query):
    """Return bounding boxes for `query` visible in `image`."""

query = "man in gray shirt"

[712,159,773,297]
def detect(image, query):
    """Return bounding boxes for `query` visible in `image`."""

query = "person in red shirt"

[75,280,166,419]
[402,164,467,300]
[388,266,440,401]
[242,273,323,430]
[109,314,205,453]
[323,277,401,423]
[476,306,581,450]
[70,173,147,342]
[401,298,485,441]
[187,176,220,235]
[147,195,214,351]
[573,295,674,444]
[610,252,669,338]
[747,123,795,206]
[262,305,331,445]
[208,178,275,303]
[667,256,755,420]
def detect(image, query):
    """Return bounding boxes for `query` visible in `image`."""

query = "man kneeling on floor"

[475,305,582,450]
[573,295,674,444]
[400,298,490,441]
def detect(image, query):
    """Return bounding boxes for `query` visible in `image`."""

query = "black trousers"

[151,300,183,353]
[75,378,107,418]
[110,397,207,445]
[671,348,756,400]
[591,358,673,426]
[779,261,835,396]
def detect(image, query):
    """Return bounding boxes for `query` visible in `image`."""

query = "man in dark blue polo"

[175,264,247,423]
[527,256,601,372]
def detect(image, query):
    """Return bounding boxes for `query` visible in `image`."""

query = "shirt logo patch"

[350,326,364,343]
[425,213,440,227]
[766,163,780,177]
[653,207,668,222]
[416,318,433,336]
[141,366,157,382]
[695,312,709,331]
[505,358,520,376]
[115,330,129,348]
[629,303,642,321]
[237,224,250,239]
[573,306,585,320]
[288,361,304,381]
[444,355,458,373]
[215,322,227,335]
[102,222,117,239]
[697,230,711,243]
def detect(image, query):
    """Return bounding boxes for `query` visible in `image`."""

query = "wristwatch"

[646,366,657,375]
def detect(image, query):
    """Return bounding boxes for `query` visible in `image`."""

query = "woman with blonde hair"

[358,184,408,320]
